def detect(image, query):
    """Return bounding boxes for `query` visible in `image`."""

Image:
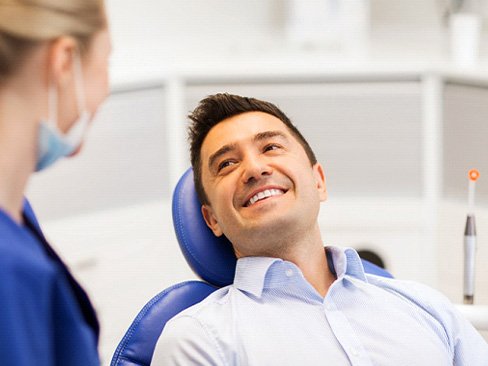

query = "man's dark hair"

[188,93,317,205]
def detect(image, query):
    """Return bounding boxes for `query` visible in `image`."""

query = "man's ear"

[312,163,327,201]
[201,204,223,237]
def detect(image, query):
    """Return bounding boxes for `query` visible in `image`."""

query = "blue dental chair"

[110,168,393,366]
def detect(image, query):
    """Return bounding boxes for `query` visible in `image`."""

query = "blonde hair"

[0,0,105,82]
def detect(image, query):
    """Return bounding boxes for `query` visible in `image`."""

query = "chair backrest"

[111,168,393,366]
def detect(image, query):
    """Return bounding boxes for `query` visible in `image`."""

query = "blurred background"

[25,0,488,363]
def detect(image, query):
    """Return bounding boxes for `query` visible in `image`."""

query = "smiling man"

[151,93,487,365]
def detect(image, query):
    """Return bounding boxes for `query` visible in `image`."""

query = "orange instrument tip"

[468,169,480,181]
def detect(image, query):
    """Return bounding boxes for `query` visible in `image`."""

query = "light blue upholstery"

[111,168,393,366]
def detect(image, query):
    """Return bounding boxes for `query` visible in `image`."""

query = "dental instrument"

[464,168,479,305]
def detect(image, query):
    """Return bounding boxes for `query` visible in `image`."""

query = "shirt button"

[285,269,294,277]
[351,349,359,357]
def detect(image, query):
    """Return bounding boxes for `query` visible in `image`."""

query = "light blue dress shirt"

[152,246,488,365]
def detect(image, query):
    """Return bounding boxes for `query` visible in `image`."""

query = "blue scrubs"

[0,200,99,365]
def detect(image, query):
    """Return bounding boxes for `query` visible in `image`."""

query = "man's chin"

[245,216,292,237]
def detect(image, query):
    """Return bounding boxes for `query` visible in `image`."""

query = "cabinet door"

[185,82,423,198]
[443,83,488,205]
[27,87,169,221]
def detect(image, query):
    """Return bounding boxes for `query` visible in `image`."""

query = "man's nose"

[241,154,272,184]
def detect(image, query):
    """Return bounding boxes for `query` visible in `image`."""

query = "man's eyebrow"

[253,130,289,142]
[208,143,237,171]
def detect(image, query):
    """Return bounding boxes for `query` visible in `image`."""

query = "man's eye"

[217,160,235,171]
[264,144,281,152]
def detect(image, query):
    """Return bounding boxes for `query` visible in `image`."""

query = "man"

[152,93,488,365]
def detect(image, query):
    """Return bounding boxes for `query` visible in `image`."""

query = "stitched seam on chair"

[117,355,144,365]
[111,281,201,365]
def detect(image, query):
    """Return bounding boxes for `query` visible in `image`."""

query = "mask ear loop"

[72,50,87,116]
[47,49,85,132]
[63,49,91,147]
[47,81,58,129]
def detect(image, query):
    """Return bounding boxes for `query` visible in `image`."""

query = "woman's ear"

[201,204,223,237]
[313,162,327,201]
[47,36,77,87]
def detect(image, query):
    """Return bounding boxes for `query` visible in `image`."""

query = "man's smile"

[243,186,287,207]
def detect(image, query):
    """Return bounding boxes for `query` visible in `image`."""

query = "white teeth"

[247,189,284,206]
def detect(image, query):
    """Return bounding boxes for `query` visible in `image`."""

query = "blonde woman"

[0,0,111,364]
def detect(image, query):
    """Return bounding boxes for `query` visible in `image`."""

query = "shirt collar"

[233,246,367,298]
[234,257,282,298]
[327,246,367,282]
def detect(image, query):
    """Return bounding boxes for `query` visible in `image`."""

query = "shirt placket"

[323,279,373,366]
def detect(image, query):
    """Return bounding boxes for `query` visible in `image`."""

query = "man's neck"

[236,225,335,298]
[282,241,336,298]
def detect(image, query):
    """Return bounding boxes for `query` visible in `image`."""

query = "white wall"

[106,0,444,63]
[106,0,285,62]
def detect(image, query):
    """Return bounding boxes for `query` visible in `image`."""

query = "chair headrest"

[172,168,237,287]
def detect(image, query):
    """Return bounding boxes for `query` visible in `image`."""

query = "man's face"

[200,111,327,257]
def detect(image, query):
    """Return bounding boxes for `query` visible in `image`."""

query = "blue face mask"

[35,54,91,172]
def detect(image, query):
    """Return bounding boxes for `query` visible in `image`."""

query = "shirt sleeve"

[151,315,225,366]
[366,275,488,364]
[446,303,488,365]
[419,285,488,365]
[391,278,488,365]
